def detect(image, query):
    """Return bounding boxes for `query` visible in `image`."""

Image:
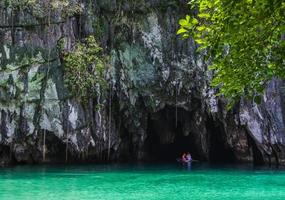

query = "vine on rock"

[62,35,108,104]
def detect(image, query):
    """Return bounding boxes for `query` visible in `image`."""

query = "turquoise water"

[0,164,285,200]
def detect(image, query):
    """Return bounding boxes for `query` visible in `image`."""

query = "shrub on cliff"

[62,36,108,104]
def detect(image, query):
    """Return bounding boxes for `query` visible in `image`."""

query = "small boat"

[176,158,198,163]
[176,158,192,163]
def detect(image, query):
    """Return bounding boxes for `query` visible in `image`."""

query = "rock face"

[0,0,285,165]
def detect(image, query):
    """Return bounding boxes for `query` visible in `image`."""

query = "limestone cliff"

[0,0,284,165]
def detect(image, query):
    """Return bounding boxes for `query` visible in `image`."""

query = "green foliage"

[1,0,82,19]
[62,36,108,104]
[178,0,285,107]
[1,44,47,72]
[0,44,50,103]
[92,18,106,40]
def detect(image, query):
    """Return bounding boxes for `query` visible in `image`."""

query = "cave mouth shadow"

[206,117,237,164]
[144,106,238,164]
[145,107,200,163]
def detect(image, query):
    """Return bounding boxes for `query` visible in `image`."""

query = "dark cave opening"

[206,118,236,163]
[0,145,13,165]
[246,132,265,165]
[145,106,238,164]
[145,107,199,162]
[42,131,68,163]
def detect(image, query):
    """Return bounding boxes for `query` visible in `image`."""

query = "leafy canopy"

[62,36,108,104]
[178,0,285,107]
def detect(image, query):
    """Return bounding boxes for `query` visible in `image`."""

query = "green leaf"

[192,18,199,25]
[186,15,191,22]
[197,13,210,19]
[197,25,206,31]
[179,19,188,26]
[177,28,189,35]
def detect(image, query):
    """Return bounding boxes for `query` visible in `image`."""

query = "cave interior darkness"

[145,107,200,162]
[145,106,236,163]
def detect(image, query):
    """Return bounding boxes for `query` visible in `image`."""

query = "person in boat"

[186,152,192,162]
[181,153,187,162]
[181,152,192,163]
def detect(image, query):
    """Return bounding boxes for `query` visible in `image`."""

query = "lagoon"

[0,164,285,200]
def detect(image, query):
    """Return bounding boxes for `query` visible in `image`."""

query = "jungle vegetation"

[178,0,285,107]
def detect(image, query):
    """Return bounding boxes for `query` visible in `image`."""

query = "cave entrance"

[206,118,236,163]
[145,107,198,162]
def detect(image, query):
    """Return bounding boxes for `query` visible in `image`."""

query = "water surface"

[0,163,284,200]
